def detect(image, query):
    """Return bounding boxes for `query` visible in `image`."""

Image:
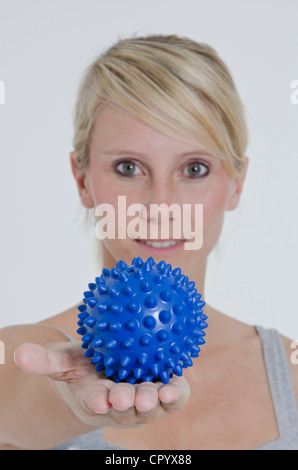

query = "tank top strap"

[255,325,298,437]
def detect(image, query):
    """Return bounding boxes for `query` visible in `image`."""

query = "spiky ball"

[77,256,207,384]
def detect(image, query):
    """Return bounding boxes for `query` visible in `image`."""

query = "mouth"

[134,238,186,254]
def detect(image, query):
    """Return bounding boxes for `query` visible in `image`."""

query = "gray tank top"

[53,325,298,450]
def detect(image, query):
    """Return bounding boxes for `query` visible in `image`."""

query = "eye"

[115,160,142,176]
[184,161,209,178]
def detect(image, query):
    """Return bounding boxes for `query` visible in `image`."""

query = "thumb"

[14,342,75,379]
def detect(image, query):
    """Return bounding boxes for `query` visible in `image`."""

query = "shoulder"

[280,334,298,409]
[39,303,82,340]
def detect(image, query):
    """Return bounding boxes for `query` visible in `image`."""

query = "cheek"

[88,169,144,228]
[198,178,235,252]
[88,166,139,212]
[201,175,234,224]
[88,170,117,206]
[89,174,139,255]
[204,191,227,227]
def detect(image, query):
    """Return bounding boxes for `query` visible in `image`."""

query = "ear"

[70,151,94,208]
[226,156,249,211]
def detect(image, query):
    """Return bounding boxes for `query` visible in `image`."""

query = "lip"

[134,239,185,255]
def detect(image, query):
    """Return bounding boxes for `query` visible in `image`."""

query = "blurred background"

[0,0,297,339]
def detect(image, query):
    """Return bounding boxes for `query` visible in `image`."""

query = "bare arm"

[0,323,95,449]
[0,321,190,450]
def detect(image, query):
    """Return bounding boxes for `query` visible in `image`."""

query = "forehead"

[92,104,157,142]
[90,104,215,157]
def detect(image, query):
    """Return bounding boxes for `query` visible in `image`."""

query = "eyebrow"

[103,149,218,159]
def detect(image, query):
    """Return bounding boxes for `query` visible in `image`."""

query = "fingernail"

[93,409,109,414]
[113,406,129,412]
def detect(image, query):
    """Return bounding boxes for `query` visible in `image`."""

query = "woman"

[1,34,298,450]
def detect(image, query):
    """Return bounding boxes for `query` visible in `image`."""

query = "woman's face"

[71,104,248,280]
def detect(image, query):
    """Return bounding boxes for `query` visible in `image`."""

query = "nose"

[140,175,174,216]
[138,177,183,239]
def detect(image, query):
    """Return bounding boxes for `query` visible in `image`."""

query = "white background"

[0,0,297,338]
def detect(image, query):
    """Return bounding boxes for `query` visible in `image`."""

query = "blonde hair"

[72,34,248,177]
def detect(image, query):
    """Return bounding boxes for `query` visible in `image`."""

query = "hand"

[14,341,191,429]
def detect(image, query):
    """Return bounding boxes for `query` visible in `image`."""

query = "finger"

[108,383,136,411]
[84,383,113,414]
[134,381,160,412]
[158,376,190,412]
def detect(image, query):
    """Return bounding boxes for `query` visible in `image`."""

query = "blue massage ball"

[76,256,207,384]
